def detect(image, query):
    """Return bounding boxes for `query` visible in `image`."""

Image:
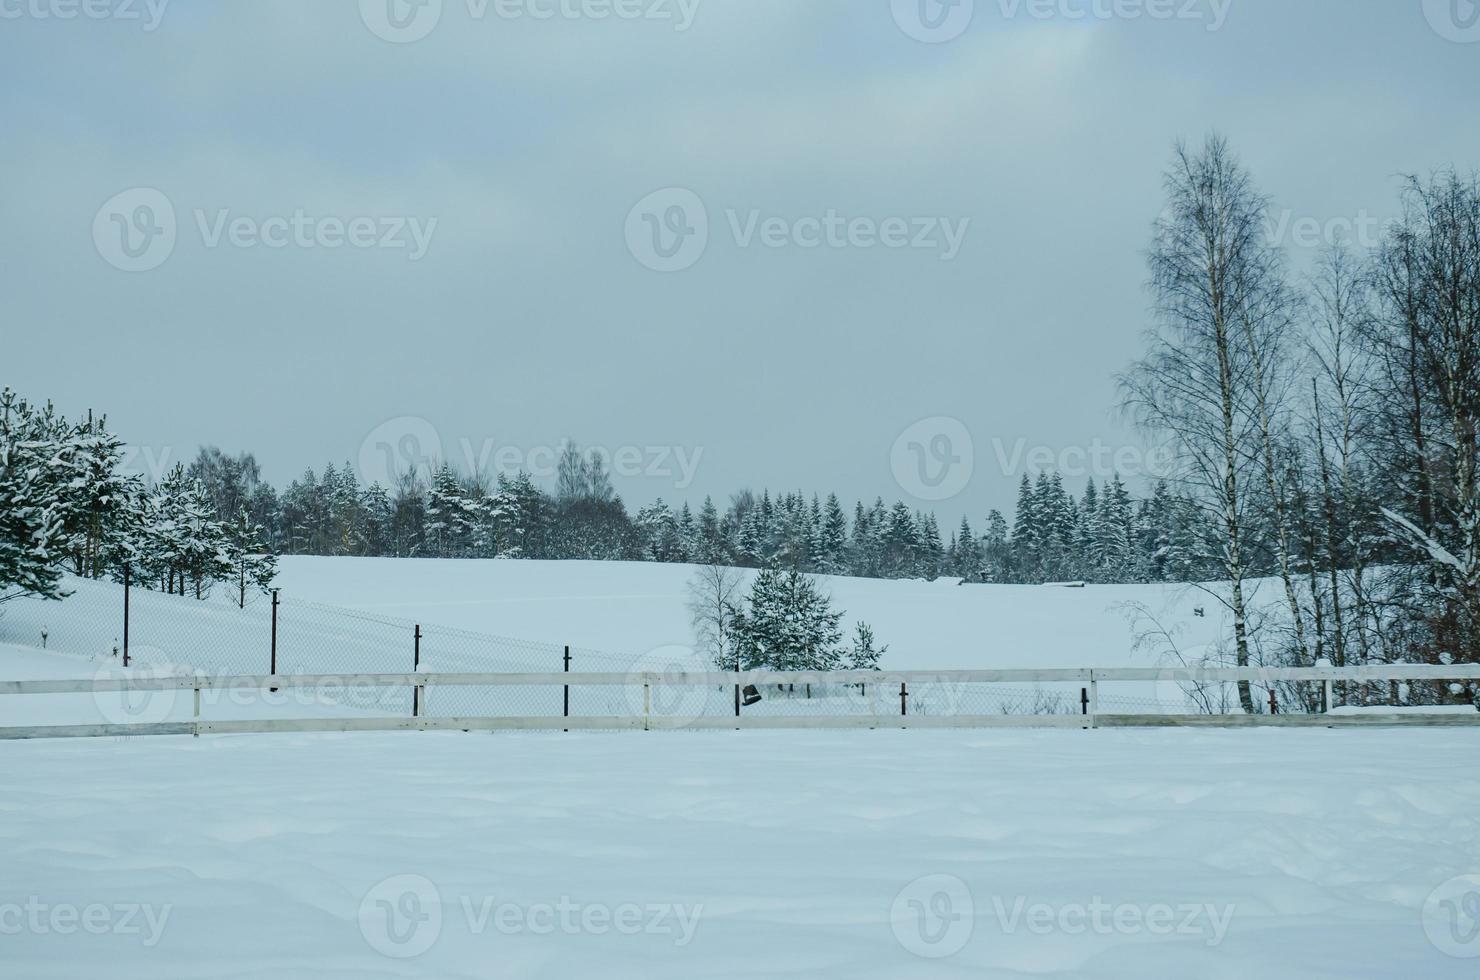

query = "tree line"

[0,391,276,606]
[174,441,1223,585]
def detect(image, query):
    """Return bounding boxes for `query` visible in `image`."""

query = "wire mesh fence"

[2,575,1474,727]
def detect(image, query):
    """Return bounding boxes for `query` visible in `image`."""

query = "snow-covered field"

[272,557,1226,669]
[2,559,1477,977]
[3,727,1478,978]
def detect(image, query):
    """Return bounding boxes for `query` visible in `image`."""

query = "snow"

[269,556,1226,669]
[2,559,1477,977]
[1,725,1477,978]
[1329,704,1479,716]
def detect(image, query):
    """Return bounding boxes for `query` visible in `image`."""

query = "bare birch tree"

[1121,134,1272,712]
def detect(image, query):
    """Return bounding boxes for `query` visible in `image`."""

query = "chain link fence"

[4,575,1469,727]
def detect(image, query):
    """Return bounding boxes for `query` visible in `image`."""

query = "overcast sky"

[3,0,1478,526]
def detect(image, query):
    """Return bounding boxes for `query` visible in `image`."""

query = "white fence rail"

[2,665,1478,740]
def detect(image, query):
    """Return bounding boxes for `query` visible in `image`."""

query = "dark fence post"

[900,682,907,717]
[269,589,280,692]
[413,625,422,718]
[1080,687,1088,716]
[563,645,570,731]
[122,563,131,668]
[1268,688,1278,715]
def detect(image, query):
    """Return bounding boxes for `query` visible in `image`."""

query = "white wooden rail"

[1,665,1478,740]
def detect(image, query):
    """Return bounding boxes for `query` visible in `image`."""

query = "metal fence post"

[122,563,131,668]
[1268,688,1279,715]
[643,676,651,732]
[563,645,571,729]
[269,589,280,693]
[413,625,422,718]
[900,682,907,718]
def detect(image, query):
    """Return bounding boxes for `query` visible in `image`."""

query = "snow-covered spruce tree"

[846,621,887,670]
[176,475,234,599]
[137,465,232,597]
[60,411,142,580]
[425,464,474,558]
[730,568,845,672]
[0,389,72,602]
[228,505,278,607]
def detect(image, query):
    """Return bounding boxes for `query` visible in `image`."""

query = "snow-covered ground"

[272,557,1226,669]
[2,559,1477,977]
[2,725,1478,978]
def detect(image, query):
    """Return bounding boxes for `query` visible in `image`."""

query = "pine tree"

[0,389,72,601]
[228,505,278,607]
[846,621,887,670]
[731,568,845,671]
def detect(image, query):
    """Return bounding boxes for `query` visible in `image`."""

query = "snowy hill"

[270,557,1227,670]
